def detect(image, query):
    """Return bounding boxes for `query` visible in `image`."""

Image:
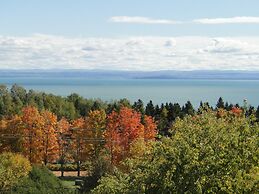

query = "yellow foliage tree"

[0,152,31,190]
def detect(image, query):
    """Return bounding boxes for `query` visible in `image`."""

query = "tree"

[83,109,106,161]
[0,115,23,153]
[56,117,71,177]
[105,107,157,165]
[94,111,258,194]
[0,85,13,117]
[157,107,169,135]
[0,152,31,190]
[256,106,259,121]
[20,106,45,163]
[41,110,59,165]
[167,103,181,122]
[143,115,157,140]
[145,100,155,117]
[216,97,225,109]
[133,99,145,116]
[70,117,85,176]
[182,101,195,116]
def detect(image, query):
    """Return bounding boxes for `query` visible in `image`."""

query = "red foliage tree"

[105,107,157,164]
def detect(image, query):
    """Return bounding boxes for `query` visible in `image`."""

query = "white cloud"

[110,16,259,25]
[0,34,259,71]
[109,16,182,24]
[194,16,259,24]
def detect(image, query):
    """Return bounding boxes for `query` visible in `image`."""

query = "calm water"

[1,77,259,107]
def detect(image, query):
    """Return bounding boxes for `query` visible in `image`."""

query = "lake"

[1,77,259,107]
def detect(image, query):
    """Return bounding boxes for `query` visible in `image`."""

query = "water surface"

[1,77,258,107]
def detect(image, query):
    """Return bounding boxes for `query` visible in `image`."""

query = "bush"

[0,152,31,190]
[12,165,74,194]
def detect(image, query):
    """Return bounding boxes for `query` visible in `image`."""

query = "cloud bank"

[0,35,259,71]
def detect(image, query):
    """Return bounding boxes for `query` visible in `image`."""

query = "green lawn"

[61,180,77,189]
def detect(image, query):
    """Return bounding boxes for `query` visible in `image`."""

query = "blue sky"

[1,0,259,37]
[1,0,259,70]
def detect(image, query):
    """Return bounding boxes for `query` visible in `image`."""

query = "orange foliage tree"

[57,117,71,162]
[41,110,59,164]
[105,107,157,164]
[20,106,44,163]
[0,116,23,153]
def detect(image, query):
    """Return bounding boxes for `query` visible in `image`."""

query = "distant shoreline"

[1,69,259,80]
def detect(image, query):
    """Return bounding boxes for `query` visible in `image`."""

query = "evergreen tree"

[132,99,144,115]
[248,106,254,117]
[256,106,259,121]
[235,103,240,108]
[145,100,155,117]
[225,102,229,110]
[154,105,160,120]
[167,103,181,121]
[216,97,225,109]
[157,107,170,136]
[183,101,195,116]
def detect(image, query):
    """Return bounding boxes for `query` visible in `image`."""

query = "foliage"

[12,165,74,194]
[41,110,59,164]
[0,152,31,190]
[93,111,259,194]
[105,107,157,165]
[20,106,45,163]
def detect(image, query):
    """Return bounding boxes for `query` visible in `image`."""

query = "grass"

[61,180,77,189]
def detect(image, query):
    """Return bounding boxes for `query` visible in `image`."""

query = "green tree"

[93,111,259,194]
[0,85,13,117]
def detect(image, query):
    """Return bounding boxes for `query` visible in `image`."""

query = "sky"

[1,0,259,70]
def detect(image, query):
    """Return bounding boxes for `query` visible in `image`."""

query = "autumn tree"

[0,115,23,153]
[83,109,106,161]
[105,107,157,165]
[56,117,71,177]
[41,110,59,165]
[70,117,85,176]
[20,106,44,163]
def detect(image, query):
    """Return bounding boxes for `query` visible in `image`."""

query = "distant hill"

[1,69,259,80]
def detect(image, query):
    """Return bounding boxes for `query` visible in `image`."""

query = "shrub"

[0,152,31,190]
[12,165,74,194]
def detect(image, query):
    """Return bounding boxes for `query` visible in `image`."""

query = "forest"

[0,84,258,193]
